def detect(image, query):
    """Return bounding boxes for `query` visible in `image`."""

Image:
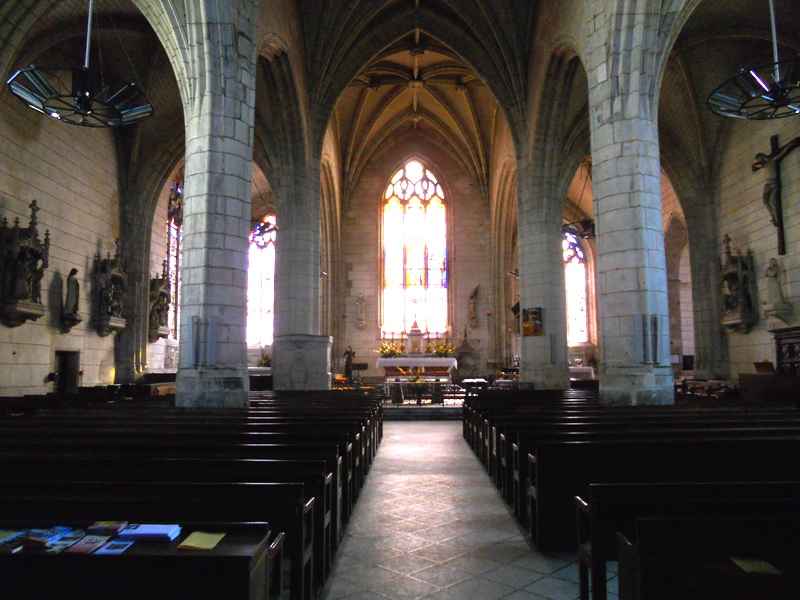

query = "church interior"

[2,0,800,597]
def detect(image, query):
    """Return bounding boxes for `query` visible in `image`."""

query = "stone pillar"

[174,4,258,408]
[685,203,728,379]
[517,159,571,389]
[586,3,673,405]
[272,166,332,391]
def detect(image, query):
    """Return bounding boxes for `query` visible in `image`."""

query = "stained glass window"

[247,214,277,347]
[382,160,447,334]
[563,232,588,345]
[166,176,183,339]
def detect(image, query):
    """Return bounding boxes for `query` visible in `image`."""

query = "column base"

[599,366,674,406]
[176,367,249,407]
[520,364,570,389]
[273,335,332,391]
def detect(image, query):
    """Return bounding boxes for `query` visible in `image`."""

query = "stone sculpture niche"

[720,234,758,333]
[0,200,50,327]
[148,260,171,343]
[94,239,127,337]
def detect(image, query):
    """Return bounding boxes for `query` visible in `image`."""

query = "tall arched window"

[166,176,183,339]
[563,232,588,346]
[382,160,447,334]
[247,214,277,347]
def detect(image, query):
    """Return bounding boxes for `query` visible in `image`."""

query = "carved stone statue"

[61,267,83,332]
[1,200,50,327]
[720,234,757,333]
[355,294,366,330]
[64,268,79,315]
[468,285,479,329]
[94,239,127,336]
[147,261,172,343]
[763,257,793,324]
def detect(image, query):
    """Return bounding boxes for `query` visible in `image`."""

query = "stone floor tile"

[320,422,580,600]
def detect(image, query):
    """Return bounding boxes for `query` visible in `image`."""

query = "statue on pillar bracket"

[720,234,757,333]
[148,260,171,343]
[94,239,127,337]
[0,200,50,327]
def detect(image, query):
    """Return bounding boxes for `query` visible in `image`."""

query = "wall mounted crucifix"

[752,134,800,255]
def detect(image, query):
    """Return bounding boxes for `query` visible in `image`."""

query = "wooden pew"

[616,516,800,600]
[576,481,800,600]
[0,479,312,600]
[0,454,333,592]
[0,424,355,531]
[526,434,800,551]
[0,522,282,600]
[508,417,800,518]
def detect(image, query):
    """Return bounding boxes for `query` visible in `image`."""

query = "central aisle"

[321,421,604,600]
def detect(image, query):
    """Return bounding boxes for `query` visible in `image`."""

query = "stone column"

[517,159,571,389]
[685,203,728,379]
[174,3,258,407]
[272,165,332,390]
[586,2,673,405]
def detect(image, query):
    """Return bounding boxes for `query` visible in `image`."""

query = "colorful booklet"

[95,540,135,555]
[87,521,129,536]
[63,535,112,554]
[23,526,73,550]
[43,530,86,554]
[117,524,181,542]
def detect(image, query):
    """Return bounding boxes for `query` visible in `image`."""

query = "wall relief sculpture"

[0,200,50,327]
[148,260,171,343]
[720,234,758,333]
[94,239,127,336]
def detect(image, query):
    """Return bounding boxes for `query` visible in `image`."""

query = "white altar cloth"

[376,357,458,372]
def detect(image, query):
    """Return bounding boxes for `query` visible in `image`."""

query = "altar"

[377,357,458,405]
[376,357,458,382]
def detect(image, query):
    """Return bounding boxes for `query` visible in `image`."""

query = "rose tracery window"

[563,232,588,346]
[382,160,448,335]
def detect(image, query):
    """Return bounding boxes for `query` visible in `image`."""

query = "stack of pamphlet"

[117,523,182,542]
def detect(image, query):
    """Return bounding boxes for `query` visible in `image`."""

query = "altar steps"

[383,405,462,421]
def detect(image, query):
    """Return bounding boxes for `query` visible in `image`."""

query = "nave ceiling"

[4,0,800,232]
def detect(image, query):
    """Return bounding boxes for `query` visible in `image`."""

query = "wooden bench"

[526,434,800,550]
[576,481,800,600]
[0,454,333,593]
[0,521,282,600]
[616,516,800,600]
[0,479,312,600]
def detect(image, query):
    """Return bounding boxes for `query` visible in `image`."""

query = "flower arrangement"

[376,340,401,357]
[432,339,454,357]
[258,348,272,367]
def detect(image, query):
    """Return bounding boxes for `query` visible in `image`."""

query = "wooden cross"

[753,134,800,255]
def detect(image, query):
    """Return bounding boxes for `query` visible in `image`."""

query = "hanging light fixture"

[562,159,595,239]
[707,0,800,119]
[6,0,153,127]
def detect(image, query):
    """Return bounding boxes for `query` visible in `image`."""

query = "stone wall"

[0,99,120,395]
[718,118,800,377]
